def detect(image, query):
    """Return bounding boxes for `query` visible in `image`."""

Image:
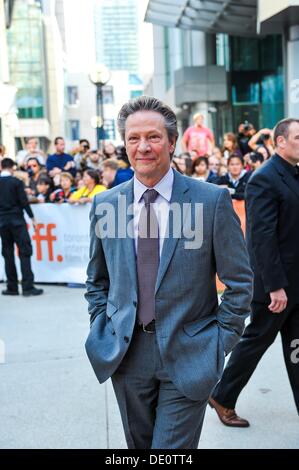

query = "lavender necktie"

[136,189,159,326]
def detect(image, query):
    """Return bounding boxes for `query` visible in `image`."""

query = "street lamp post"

[89,64,111,150]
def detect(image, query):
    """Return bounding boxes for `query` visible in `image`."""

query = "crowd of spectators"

[0,116,275,204]
[172,115,275,200]
[0,137,134,206]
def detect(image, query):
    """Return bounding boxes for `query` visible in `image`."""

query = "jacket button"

[133,301,137,307]
[124,336,129,343]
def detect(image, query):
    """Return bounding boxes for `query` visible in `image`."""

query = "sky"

[64,0,154,78]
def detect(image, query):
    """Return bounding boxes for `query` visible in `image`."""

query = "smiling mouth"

[137,158,155,162]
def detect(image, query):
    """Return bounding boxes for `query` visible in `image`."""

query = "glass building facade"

[94,0,139,73]
[217,34,284,132]
[7,0,47,119]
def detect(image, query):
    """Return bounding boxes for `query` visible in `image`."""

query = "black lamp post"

[89,65,110,150]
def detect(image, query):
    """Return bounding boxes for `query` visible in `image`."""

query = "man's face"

[228,158,243,178]
[194,115,204,127]
[55,139,65,153]
[27,139,38,152]
[90,152,100,163]
[208,156,220,173]
[80,141,89,153]
[125,111,174,184]
[278,122,299,164]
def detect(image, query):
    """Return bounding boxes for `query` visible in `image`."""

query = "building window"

[130,90,142,99]
[164,27,172,91]
[67,86,79,106]
[7,0,46,119]
[69,120,80,141]
[227,35,284,130]
[104,119,115,141]
[102,86,114,104]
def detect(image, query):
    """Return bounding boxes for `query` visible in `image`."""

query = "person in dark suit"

[210,118,299,426]
[0,158,43,296]
[85,96,253,449]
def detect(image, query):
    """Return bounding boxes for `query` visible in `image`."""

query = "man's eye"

[149,135,160,140]
[128,137,138,142]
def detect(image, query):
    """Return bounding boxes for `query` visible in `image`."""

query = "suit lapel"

[272,154,299,200]
[155,171,191,294]
[119,179,138,296]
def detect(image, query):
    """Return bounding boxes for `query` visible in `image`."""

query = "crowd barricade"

[0,199,246,286]
[0,204,91,283]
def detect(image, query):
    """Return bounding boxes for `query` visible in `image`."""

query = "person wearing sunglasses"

[25,158,46,200]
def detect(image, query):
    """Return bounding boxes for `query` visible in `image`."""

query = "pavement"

[0,285,298,449]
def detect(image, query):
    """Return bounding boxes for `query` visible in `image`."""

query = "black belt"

[139,320,156,333]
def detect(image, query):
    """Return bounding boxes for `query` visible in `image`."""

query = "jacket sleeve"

[213,189,253,354]
[17,179,34,219]
[84,196,110,326]
[245,172,288,293]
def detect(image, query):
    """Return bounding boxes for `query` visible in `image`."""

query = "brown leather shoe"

[209,397,250,427]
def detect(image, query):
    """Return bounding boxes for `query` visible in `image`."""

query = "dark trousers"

[112,326,207,449]
[0,223,34,292]
[212,301,299,413]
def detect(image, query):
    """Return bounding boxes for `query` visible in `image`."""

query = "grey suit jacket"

[85,170,253,401]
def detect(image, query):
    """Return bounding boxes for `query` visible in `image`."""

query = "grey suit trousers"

[111,326,208,449]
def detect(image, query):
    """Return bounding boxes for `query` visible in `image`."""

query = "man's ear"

[276,136,286,149]
[169,138,177,153]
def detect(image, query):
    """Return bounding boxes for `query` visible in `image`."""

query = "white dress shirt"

[133,167,174,258]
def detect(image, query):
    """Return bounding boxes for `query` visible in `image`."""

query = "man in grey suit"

[85,96,253,449]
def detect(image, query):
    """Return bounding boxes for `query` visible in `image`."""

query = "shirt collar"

[276,153,298,178]
[134,167,174,203]
[228,169,247,184]
[1,170,12,177]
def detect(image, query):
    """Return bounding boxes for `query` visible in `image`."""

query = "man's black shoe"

[23,288,44,297]
[2,290,19,296]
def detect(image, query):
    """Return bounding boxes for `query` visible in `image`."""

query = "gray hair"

[117,95,179,144]
[273,118,299,145]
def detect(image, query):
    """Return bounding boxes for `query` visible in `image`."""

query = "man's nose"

[138,139,151,152]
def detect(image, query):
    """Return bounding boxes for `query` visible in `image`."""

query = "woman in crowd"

[25,157,45,199]
[50,172,76,203]
[222,132,243,161]
[172,155,187,175]
[212,147,222,161]
[103,142,118,160]
[34,174,53,203]
[192,156,218,183]
[69,169,106,204]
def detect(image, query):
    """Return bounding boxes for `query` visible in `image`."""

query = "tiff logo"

[32,224,57,261]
